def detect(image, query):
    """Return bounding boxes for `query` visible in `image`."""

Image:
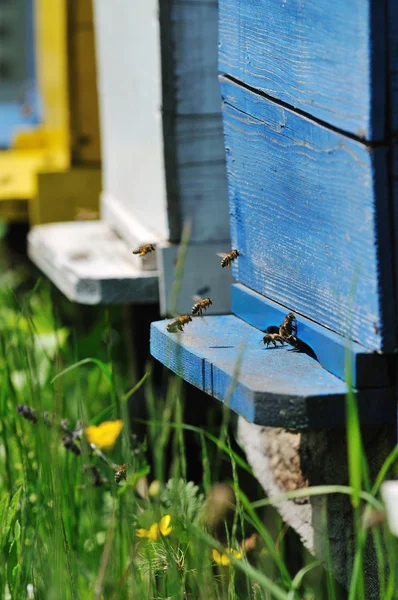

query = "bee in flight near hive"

[114,463,128,483]
[191,296,213,316]
[262,333,286,348]
[132,243,155,257]
[279,312,297,339]
[167,315,192,333]
[218,249,240,268]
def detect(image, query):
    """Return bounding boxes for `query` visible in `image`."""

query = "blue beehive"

[151,0,398,429]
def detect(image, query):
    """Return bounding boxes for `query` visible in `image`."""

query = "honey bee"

[16,404,38,424]
[62,434,81,455]
[262,333,285,348]
[167,315,192,333]
[114,463,128,484]
[279,312,297,339]
[285,335,298,347]
[218,249,240,268]
[132,244,155,257]
[191,297,213,316]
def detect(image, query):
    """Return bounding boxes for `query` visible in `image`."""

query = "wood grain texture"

[150,315,395,429]
[166,114,230,242]
[219,0,386,139]
[220,77,395,352]
[164,1,220,115]
[232,284,392,389]
[387,0,398,132]
[28,222,159,304]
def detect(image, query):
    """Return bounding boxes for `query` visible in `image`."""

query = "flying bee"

[132,243,155,257]
[279,312,297,339]
[114,463,128,484]
[218,249,240,268]
[261,333,285,348]
[167,315,192,333]
[191,296,213,316]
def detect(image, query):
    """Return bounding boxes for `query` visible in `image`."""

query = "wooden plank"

[0,148,68,201]
[173,115,225,166]
[101,190,164,272]
[150,315,395,429]
[219,0,386,140]
[176,162,230,244]
[164,114,230,243]
[232,283,392,389]
[93,0,169,240]
[72,0,93,28]
[69,28,101,164]
[164,1,220,115]
[220,77,395,352]
[157,242,233,316]
[95,0,228,245]
[30,168,101,225]
[387,0,398,132]
[28,221,159,304]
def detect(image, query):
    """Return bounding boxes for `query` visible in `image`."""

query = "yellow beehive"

[0,0,101,224]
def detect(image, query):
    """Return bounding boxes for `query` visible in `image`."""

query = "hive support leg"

[238,418,395,595]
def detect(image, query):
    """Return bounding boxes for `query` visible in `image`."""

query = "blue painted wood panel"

[166,1,220,116]
[162,1,230,242]
[150,316,395,429]
[220,77,395,352]
[388,0,398,132]
[169,114,230,243]
[219,0,386,139]
[231,283,392,389]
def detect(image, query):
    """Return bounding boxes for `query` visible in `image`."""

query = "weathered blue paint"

[170,1,220,115]
[387,0,398,133]
[150,316,395,429]
[220,76,395,353]
[162,0,229,242]
[219,0,386,140]
[231,283,392,389]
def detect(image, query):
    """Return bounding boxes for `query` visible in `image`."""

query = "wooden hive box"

[28,0,232,308]
[151,0,398,426]
[0,0,102,225]
[150,1,398,586]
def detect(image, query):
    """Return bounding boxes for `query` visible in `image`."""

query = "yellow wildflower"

[212,548,242,566]
[136,515,173,541]
[84,420,123,451]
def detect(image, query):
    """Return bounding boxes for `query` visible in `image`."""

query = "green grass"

[0,273,398,599]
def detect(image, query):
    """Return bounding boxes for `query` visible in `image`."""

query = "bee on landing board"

[191,297,213,316]
[218,249,240,268]
[114,463,128,483]
[262,333,285,348]
[132,244,155,257]
[279,312,297,339]
[167,315,192,333]
[285,335,299,347]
